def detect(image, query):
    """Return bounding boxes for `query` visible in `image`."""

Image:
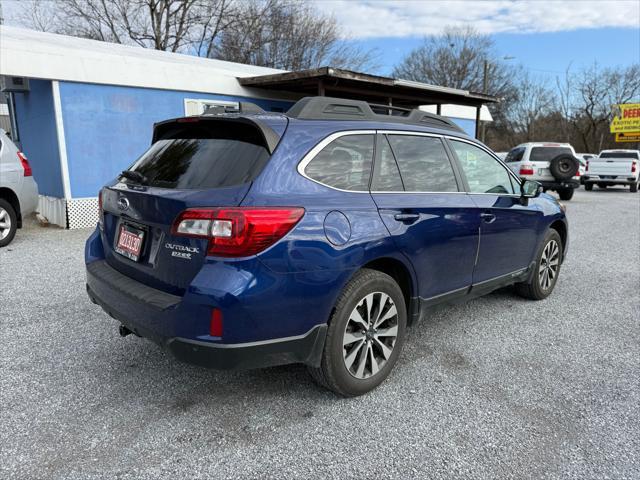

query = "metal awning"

[238,67,498,108]
[239,67,498,138]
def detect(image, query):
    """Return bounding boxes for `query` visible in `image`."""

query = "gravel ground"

[1,188,639,479]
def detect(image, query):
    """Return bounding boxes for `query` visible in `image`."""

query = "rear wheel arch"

[362,257,417,324]
[549,220,567,254]
[0,187,21,225]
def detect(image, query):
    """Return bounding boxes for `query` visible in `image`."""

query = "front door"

[371,133,479,300]
[447,139,542,284]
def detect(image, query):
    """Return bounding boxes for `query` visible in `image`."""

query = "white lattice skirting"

[37,196,99,229]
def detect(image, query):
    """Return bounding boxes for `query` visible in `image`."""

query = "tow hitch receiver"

[119,325,133,337]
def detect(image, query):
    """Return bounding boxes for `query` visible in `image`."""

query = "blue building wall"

[13,80,479,201]
[58,82,294,198]
[13,79,65,197]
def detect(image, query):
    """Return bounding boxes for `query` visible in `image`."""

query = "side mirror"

[521,179,543,198]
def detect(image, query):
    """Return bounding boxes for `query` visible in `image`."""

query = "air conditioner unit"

[1,76,30,93]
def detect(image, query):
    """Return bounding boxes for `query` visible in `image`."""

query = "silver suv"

[0,129,38,246]
[504,142,580,200]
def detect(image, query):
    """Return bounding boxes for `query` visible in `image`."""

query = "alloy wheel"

[342,292,399,379]
[538,239,560,291]
[0,207,11,240]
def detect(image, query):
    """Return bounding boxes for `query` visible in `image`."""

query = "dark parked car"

[85,97,569,396]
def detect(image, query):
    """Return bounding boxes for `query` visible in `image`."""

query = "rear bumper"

[583,175,637,185]
[18,178,39,218]
[85,258,327,370]
[538,179,580,190]
[167,326,326,370]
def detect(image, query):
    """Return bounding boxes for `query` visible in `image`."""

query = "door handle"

[394,213,420,223]
[480,212,496,224]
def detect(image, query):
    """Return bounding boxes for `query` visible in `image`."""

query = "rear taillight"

[172,207,305,257]
[632,162,637,173]
[585,160,589,172]
[519,164,534,176]
[17,152,32,176]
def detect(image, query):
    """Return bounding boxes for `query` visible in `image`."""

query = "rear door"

[101,119,278,295]
[371,132,479,300]
[447,138,542,284]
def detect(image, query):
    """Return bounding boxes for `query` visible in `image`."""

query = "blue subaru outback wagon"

[85,97,568,396]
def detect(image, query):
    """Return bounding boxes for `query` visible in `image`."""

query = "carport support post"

[475,106,481,139]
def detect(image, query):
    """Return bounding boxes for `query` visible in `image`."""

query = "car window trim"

[297,130,376,193]
[297,129,516,196]
[444,136,523,197]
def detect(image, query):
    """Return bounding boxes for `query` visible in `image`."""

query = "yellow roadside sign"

[615,132,640,143]
[610,103,640,133]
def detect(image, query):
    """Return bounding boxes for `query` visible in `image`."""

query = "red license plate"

[115,224,145,261]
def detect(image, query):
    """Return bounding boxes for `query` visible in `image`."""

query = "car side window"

[450,140,516,194]
[505,147,524,162]
[386,135,459,192]
[304,134,374,191]
[371,136,404,191]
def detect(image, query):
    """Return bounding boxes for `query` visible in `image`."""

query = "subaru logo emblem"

[117,197,130,211]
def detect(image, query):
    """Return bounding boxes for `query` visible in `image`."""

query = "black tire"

[630,182,638,193]
[584,183,593,191]
[515,229,563,300]
[558,187,574,201]
[598,183,607,189]
[549,154,579,180]
[0,199,18,248]
[308,269,407,397]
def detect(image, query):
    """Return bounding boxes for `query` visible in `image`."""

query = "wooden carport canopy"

[239,67,498,138]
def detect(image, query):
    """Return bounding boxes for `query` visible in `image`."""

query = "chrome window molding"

[296,129,523,197]
[370,190,466,194]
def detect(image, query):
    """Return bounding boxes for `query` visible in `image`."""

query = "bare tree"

[488,72,556,148]
[392,26,515,98]
[12,0,238,53]
[566,63,640,152]
[8,0,61,32]
[487,63,640,152]
[10,0,375,70]
[212,0,377,71]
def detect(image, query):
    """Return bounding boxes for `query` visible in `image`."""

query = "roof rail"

[203,102,265,116]
[286,96,464,133]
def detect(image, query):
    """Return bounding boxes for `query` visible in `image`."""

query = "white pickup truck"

[583,150,639,193]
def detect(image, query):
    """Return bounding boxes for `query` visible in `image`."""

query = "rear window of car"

[529,147,573,162]
[127,122,270,189]
[303,134,374,191]
[599,151,639,159]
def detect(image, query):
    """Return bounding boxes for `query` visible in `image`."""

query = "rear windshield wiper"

[120,170,148,185]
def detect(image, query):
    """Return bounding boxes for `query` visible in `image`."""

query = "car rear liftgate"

[100,118,282,295]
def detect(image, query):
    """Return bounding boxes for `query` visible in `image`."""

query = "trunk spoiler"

[152,115,285,154]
